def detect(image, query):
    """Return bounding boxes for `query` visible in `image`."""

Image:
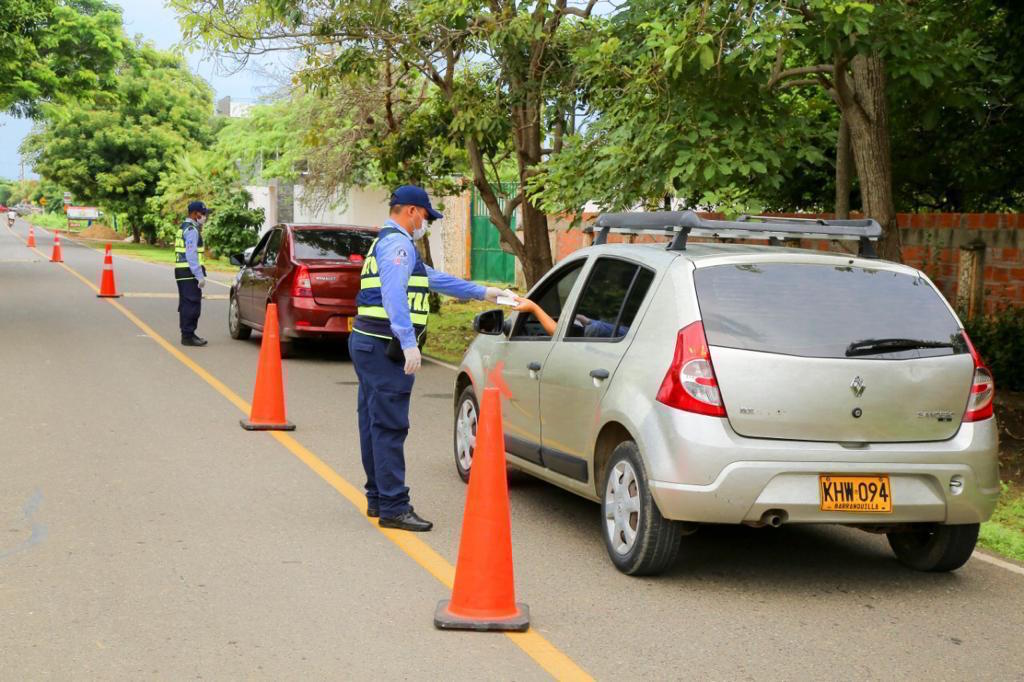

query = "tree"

[889,0,1024,212]
[173,0,597,286]
[754,0,994,258]
[146,150,264,256]
[0,0,126,116]
[23,44,215,242]
[531,2,831,218]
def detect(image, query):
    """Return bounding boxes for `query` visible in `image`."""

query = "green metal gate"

[470,184,516,284]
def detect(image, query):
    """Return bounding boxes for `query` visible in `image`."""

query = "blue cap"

[390,185,443,221]
[187,200,209,215]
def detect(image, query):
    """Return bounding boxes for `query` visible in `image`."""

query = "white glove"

[197,278,206,289]
[484,286,502,303]
[403,346,422,375]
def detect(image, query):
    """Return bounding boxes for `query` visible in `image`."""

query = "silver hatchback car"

[452,212,999,576]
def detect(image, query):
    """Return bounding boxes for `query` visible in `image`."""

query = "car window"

[566,258,651,341]
[248,231,273,266]
[512,259,585,339]
[262,229,283,266]
[292,229,375,260]
[694,262,967,359]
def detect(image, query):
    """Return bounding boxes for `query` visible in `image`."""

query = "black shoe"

[379,510,433,532]
[181,335,208,347]
[366,507,379,518]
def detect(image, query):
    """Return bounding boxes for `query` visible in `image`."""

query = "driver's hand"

[512,295,537,313]
[575,314,592,326]
[403,346,422,375]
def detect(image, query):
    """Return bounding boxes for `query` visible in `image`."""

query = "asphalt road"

[2,219,1023,680]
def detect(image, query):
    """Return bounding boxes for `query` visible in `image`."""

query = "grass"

[76,239,237,274]
[979,482,1024,563]
[26,212,75,231]
[423,297,495,365]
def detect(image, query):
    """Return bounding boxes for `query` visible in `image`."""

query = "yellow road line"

[5,221,592,681]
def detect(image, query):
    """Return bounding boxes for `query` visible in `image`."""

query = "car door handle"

[590,369,610,380]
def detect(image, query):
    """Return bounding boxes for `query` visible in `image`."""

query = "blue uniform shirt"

[183,220,204,282]
[375,220,486,349]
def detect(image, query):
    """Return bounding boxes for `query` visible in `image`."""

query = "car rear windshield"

[693,263,966,359]
[292,230,375,260]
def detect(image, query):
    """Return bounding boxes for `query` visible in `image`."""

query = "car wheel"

[279,339,295,359]
[453,386,477,483]
[602,441,681,576]
[228,294,251,340]
[886,523,979,572]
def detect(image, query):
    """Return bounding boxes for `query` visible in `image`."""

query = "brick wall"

[552,212,1024,315]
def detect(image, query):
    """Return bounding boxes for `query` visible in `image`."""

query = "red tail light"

[656,321,727,417]
[349,254,364,263]
[962,330,994,422]
[292,264,313,298]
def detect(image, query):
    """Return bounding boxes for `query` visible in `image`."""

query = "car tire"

[279,339,295,359]
[886,523,980,572]
[453,386,478,483]
[228,294,251,340]
[602,441,681,576]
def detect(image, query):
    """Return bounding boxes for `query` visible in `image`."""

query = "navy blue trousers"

[348,333,415,517]
[176,278,202,336]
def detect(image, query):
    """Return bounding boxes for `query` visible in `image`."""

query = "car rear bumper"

[650,460,1000,525]
[640,405,1000,525]
[278,295,354,339]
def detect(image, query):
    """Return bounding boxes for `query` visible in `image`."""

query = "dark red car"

[228,223,377,354]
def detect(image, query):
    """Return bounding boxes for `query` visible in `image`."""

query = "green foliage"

[202,202,264,258]
[964,306,1024,392]
[0,0,127,116]
[146,151,262,256]
[891,1,1024,212]
[23,43,215,241]
[979,482,1024,563]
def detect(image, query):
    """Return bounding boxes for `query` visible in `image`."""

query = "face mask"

[197,215,207,226]
[413,226,427,241]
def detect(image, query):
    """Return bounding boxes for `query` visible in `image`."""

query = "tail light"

[349,254,364,263]
[656,321,727,417]
[292,264,313,298]
[961,330,994,422]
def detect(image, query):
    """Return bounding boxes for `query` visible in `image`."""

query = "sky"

[0,0,283,182]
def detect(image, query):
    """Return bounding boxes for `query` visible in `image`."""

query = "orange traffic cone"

[50,231,63,262]
[97,244,121,298]
[434,386,529,632]
[26,227,36,248]
[240,303,295,431]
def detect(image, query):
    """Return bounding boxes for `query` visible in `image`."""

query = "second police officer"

[175,200,210,347]
[350,185,502,532]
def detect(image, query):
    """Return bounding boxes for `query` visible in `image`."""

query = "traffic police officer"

[175,200,209,347]
[350,185,502,532]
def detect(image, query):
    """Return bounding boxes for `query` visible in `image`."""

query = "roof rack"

[586,210,883,258]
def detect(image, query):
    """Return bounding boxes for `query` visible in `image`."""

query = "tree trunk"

[518,200,553,287]
[835,112,853,219]
[131,224,140,243]
[838,54,901,261]
[416,232,442,313]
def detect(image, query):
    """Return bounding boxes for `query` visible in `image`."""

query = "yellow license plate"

[819,475,892,513]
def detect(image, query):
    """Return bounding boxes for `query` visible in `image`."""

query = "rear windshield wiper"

[846,338,956,357]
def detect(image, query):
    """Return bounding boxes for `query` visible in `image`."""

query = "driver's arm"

[513,296,557,336]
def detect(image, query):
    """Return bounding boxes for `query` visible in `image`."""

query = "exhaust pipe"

[760,509,787,528]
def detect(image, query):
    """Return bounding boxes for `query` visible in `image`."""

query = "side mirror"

[473,309,505,335]
[229,253,245,267]
[243,246,256,264]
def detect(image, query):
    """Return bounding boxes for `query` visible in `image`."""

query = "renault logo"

[850,376,866,398]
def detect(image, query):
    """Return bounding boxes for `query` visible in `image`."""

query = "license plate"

[819,475,892,513]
